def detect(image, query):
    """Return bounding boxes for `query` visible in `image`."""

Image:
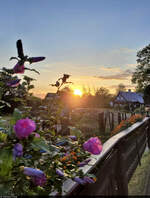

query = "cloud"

[126,63,137,69]
[111,48,136,54]
[99,66,122,73]
[29,46,137,97]
[94,69,133,80]
[109,84,135,89]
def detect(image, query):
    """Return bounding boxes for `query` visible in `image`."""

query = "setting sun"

[73,89,82,96]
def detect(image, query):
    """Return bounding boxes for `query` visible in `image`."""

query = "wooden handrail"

[51,117,150,196]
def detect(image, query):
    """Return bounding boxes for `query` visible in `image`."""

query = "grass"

[128,149,150,195]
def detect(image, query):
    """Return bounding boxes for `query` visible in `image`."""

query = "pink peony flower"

[14,118,36,139]
[13,63,25,74]
[83,137,102,155]
[23,167,46,186]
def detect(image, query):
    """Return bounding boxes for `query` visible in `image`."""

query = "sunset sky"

[1,0,150,98]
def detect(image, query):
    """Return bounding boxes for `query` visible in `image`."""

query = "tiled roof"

[114,91,144,104]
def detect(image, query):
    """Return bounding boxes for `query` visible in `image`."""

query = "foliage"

[0,39,44,113]
[132,44,150,92]
[111,114,144,136]
[49,74,73,93]
[115,83,126,95]
[0,68,35,113]
[0,40,103,195]
[134,105,145,115]
[94,87,113,108]
[0,108,99,195]
[72,87,113,108]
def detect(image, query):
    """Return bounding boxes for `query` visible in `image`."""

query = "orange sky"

[7,46,139,99]
[30,64,137,99]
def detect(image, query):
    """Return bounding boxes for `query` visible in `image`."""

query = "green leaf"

[50,130,56,136]
[12,108,23,122]
[0,105,5,109]
[0,148,13,179]
[31,137,58,154]
[0,119,7,127]
[28,85,34,90]
[13,97,23,102]
[0,100,11,108]
[0,131,7,142]
[0,183,12,195]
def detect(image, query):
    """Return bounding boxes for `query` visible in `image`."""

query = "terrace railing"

[52,117,150,196]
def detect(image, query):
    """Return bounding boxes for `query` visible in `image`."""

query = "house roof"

[114,91,144,104]
[45,92,56,99]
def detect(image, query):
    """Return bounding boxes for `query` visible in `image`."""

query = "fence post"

[122,113,125,120]
[116,140,128,195]
[98,112,105,133]
[125,113,127,120]
[118,112,121,124]
[111,112,114,131]
[108,112,111,130]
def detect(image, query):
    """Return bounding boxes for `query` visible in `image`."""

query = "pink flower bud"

[13,63,25,74]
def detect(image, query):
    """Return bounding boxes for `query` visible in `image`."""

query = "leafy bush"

[0,108,102,195]
[0,40,103,195]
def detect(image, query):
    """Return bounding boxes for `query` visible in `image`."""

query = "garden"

[0,40,149,196]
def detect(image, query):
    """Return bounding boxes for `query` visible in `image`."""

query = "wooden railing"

[52,117,150,196]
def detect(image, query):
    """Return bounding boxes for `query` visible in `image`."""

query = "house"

[45,92,56,99]
[113,90,144,110]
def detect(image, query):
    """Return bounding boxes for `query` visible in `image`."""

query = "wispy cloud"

[111,48,136,54]
[94,69,133,80]
[109,84,135,89]
[126,63,137,69]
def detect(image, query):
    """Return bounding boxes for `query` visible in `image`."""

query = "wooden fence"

[98,111,131,133]
[58,110,136,137]
[52,117,150,196]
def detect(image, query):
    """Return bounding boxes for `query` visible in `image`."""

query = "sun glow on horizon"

[73,89,82,96]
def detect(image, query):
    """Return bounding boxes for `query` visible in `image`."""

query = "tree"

[132,44,150,92]
[115,83,126,94]
[95,87,112,107]
[0,68,35,113]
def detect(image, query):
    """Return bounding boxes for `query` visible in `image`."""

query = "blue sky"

[1,0,150,97]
